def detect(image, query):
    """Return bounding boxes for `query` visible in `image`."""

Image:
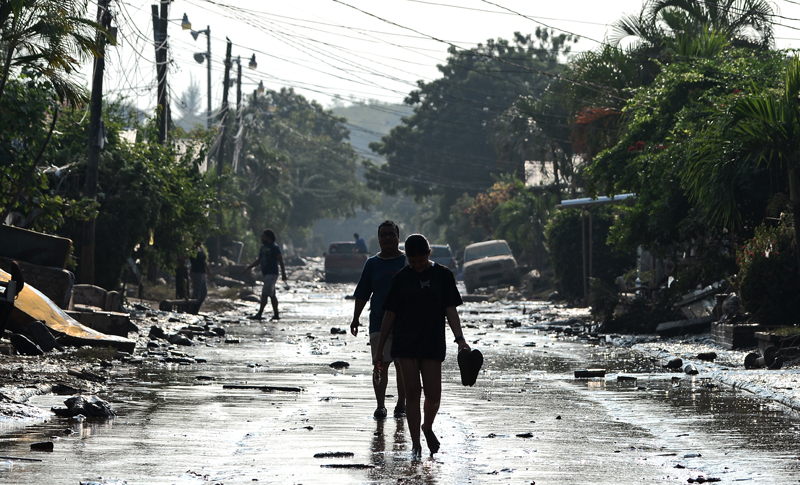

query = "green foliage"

[0,74,96,231]
[0,0,113,106]
[611,0,774,51]
[367,30,578,220]
[52,100,215,290]
[589,50,786,254]
[590,277,620,324]
[544,207,636,302]
[736,220,800,325]
[234,88,377,247]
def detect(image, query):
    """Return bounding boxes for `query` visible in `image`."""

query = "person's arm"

[350,297,368,336]
[276,252,287,281]
[446,306,470,352]
[373,310,396,369]
[243,254,261,274]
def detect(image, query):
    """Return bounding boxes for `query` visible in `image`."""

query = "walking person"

[189,241,211,313]
[350,221,406,419]
[374,233,470,458]
[243,229,287,320]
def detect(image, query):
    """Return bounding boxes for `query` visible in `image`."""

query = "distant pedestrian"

[189,242,211,313]
[354,233,368,253]
[350,221,406,419]
[243,229,287,320]
[374,233,470,459]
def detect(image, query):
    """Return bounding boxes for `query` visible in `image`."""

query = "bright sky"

[98,0,800,121]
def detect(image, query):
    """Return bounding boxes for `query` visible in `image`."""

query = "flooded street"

[2,282,799,484]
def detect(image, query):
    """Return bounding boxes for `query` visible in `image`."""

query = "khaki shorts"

[370,332,393,363]
[261,274,279,299]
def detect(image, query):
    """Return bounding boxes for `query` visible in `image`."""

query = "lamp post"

[182,14,212,130]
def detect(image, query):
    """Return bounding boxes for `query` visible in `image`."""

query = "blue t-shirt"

[353,253,406,333]
[355,237,368,253]
[259,242,281,275]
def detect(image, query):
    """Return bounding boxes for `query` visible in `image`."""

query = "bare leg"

[373,362,390,409]
[270,295,279,317]
[395,357,422,450]
[394,361,406,411]
[419,359,442,432]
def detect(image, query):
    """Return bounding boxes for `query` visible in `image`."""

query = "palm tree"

[0,0,109,106]
[732,57,800,271]
[685,56,800,272]
[611,0,773,51]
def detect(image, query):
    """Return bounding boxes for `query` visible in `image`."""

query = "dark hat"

[457,348,483,386]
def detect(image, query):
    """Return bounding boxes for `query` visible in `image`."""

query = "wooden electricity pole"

[212,38,233,263]
[152,1,170,144]
[81,0,113,285]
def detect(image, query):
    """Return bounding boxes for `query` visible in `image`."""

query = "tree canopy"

[367,29,578,220]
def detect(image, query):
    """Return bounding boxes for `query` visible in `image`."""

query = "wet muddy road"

[2,282,800,484]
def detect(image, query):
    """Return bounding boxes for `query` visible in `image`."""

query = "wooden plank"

[222,384,302,392]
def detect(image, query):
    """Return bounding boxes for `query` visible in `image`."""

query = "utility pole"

[212,38,233,263]
[232,55,243,172]
[152,1,170,143]
[81,0,113,285]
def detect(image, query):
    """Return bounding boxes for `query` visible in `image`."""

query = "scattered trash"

[665,358,683,369]
[52,395,116,418]
[30,442,53,451]
[696,352,717,362]
[222,384,302,393]
[574,369,605,378]
[744,346,783,370]
[313,451,354,458]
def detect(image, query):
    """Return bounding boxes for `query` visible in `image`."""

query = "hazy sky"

[98,0,800,120]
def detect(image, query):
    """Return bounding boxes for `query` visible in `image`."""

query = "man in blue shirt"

[350,221,406,419]
[354,233,368,253]
[243,229,287,320]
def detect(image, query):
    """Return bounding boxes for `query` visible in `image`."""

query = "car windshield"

[463,242,511,262]
[329,243,356,253]
[431,246,452,258]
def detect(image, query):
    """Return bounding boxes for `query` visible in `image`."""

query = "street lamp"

[257,80,265,94]
[184,13,212,130]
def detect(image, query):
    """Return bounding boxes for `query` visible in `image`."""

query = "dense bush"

[737,221,800,326]
[545,207,635,302]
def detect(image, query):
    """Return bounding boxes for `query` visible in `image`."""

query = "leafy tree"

[0,0,110,106]
[0,73,95,231]
[51,100,216,290]
[545,207,635,302]
[367,29,577,221]
[238,88,377,240]
[587,50,785,258]
[612,0,773,51]
[684,55,800,273]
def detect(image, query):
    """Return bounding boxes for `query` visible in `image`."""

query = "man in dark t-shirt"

[350,220,406,419]
[375,234,470,459]
[243,229,287,320]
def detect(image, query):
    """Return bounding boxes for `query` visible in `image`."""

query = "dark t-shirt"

[353,253,407,333]
[383,262,463,361]
[189,247,206,274]
[259,242,281,275]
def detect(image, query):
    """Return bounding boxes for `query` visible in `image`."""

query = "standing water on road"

[2,281,799,484]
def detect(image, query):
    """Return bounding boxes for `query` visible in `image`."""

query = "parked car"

[462,240,519,294]
[430,244,458,278]
[324,242,369,282]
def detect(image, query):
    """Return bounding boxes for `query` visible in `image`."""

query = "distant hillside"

[332,102,413,165]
